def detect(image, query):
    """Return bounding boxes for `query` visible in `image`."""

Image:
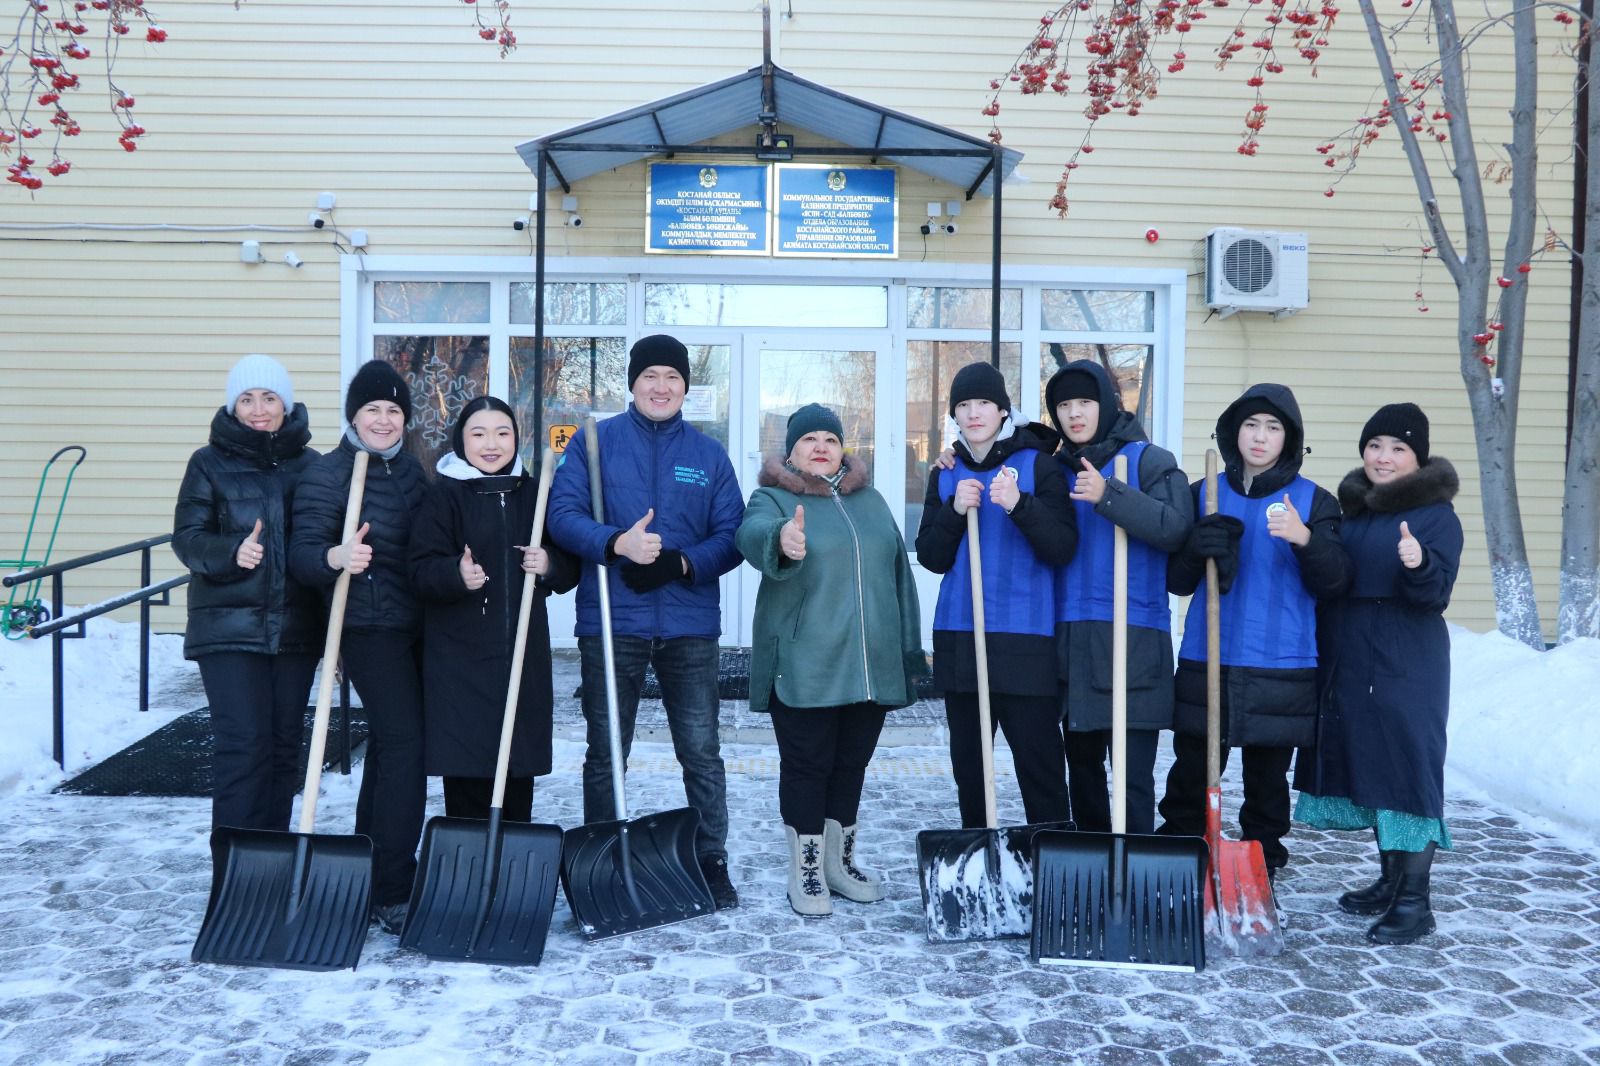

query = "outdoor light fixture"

[754,131,794,161]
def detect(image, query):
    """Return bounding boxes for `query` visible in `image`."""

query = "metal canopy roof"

[515,65,1023,199]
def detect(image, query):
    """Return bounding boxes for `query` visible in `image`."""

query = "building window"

[511,281,626,326]
[644,283,888,328]
[374,335,489,471]
[903,340,1022,533]
[907,285,1021,330]
[374,281,491,324]
[1041,288,1153,332]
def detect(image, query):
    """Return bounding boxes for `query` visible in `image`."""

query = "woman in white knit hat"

[173,354,323,833]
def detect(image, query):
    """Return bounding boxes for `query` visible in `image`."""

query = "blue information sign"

[774,165,898,259]
[647,163,770,255]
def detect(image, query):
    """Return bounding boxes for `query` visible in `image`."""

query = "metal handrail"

[4,535,183,768]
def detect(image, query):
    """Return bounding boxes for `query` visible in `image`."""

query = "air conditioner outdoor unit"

[1204,228,1309,319]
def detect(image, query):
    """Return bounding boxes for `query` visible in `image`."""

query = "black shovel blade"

[1030,829,1208,972]
[192,826,373,971]
[915,820,1074,942]
[559,807,714,941]
[400,815,563,965]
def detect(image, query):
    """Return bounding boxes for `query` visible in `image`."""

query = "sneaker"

[372,901,409,936]
[699,855,739,910]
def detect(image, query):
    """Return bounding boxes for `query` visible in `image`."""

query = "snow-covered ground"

[0,620,1597,1065]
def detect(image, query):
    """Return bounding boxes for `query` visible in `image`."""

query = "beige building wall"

[0,0,1576,639]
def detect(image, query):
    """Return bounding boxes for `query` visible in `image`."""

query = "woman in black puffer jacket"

[289,359,428,933]
[173,354,321,833]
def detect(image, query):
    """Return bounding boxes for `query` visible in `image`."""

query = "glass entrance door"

[731,333,897,646]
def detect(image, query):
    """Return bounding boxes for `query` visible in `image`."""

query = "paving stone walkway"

[2,661,1596,1065]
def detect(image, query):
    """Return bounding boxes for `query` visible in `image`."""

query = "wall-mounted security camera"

[919,220,933,236]
[566,214,584,228]
[943,222,959,235]
[561,194,581,228]
[308,212,326,229]
[283,251,304,268]
[513,216,529,232]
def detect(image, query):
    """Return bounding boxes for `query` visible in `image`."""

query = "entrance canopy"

[515,65,1023,199]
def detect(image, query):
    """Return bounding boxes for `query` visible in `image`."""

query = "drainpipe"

[1569,0,1591,455]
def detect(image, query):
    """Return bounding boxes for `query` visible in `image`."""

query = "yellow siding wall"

[0,0,1576,637]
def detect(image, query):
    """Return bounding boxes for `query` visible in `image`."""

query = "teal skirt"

[1294,793,1452,852]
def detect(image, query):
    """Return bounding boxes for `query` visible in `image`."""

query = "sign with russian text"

[647,163,770,255]
[774,165,897,259]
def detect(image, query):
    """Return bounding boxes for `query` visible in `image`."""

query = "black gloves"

[621,549,687,593]
[1185,514,1244,593]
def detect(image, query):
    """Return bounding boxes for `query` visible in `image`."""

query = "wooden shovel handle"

[967,507,997,831]
[1204,448,1222,790]
[299,448,370,834]
[490,447,557,811]
[1111,453,1128,838]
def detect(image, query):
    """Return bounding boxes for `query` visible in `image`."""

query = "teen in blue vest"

[1048,360,1192,835]
[1155,384,1350,877]
[915,362,1077,828]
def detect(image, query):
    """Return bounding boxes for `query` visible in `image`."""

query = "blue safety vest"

[1055,440,1171,632]
[1177,475,1319,668]
[932,455,1056,638]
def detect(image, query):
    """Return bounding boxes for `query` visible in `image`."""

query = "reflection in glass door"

[734,335,894,646]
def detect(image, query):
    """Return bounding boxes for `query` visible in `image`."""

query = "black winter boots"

[1338,849,1404,915]
[1366,843,1437,945]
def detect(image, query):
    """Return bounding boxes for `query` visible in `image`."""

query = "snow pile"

[0,618,194,795]
[1445,623,1600,847]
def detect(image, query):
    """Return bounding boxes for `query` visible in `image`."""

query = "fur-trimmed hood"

[758,453,872,496]
[1338,456,1459,516]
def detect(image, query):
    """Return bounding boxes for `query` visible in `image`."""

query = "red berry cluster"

[466,0,517,56]
[0,0,159,189]
[986,1,1335,216]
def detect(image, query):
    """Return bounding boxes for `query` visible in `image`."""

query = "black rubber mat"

[53,706,368,797]
[574,648,940,701]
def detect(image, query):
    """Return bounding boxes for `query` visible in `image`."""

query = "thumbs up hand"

[328,521,373,575]
[1398,520,1424,569]
[780,504,807,562]
[459,544,488,590]
[1266,494,1311,546]
[1070,457,1108,505]
[616,508,662,565]
[236,518,265,570]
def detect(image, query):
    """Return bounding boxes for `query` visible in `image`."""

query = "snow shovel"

[1200,447,1284,958]
[192,450,375,971]
[1030,453,1207,972]
[916,507,1074,942]
[559,416,714,941]
[400,447,565,964]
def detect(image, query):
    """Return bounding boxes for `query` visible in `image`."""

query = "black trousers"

[945,691,1069,829]
[199,651,318,832]
[1065,727,1160,835]
[1156,732,1294,869]
[442,775,534,823]
[342,630,426,907]
[769,698,887,836]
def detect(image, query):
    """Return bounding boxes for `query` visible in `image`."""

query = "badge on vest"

[1265,501,1289,524]
[998,465,1019,481]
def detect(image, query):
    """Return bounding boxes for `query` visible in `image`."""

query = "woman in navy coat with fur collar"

[1294,403,1463,946]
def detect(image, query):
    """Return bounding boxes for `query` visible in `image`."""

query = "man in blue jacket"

[548,334,746,908]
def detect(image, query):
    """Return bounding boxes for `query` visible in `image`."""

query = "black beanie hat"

[1233,395,1290,427]
[451,395,520,474]
[628,334,692,390]
[1045,368,1099,413]
[784,403,845,455]
[948,361,1011,418]
[345,360,412,424]
[1360,402,1430,465]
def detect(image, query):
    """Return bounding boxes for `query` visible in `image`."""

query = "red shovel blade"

[1203,787,1284,957]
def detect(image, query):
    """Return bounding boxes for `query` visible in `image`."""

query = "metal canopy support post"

[991,144,1002,369]
[536,150,549,450]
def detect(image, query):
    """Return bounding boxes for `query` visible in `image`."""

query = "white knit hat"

[225,354,294,412]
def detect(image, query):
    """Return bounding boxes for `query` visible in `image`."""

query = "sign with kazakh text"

[646,163,770,255]
[773,165,897,259]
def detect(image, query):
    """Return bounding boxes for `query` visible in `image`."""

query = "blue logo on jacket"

[674,465,709,488]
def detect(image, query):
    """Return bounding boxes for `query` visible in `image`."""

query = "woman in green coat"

[737,403,925,918]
